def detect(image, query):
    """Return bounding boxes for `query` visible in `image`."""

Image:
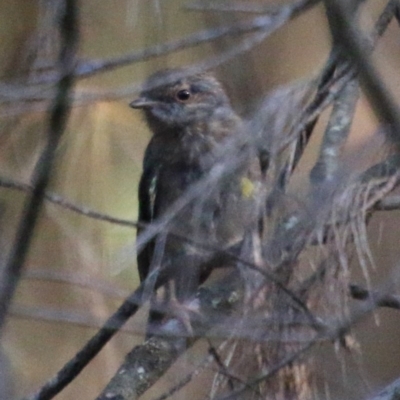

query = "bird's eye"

[176,89,191,101]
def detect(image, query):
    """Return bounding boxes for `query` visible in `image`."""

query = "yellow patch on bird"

[240,177,255,198]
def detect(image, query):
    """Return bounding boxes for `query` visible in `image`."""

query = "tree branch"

[350,284,400,310]
[323,0,400,150]
[0,0,78,332]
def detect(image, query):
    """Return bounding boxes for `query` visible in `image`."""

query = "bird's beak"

[129,97,158,109]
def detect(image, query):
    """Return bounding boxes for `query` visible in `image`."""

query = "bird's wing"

[137,161,159,282]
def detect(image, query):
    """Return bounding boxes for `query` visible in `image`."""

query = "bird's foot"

[165,297,201,337]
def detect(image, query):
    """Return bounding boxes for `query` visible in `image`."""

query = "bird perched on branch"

[130,67,261,336]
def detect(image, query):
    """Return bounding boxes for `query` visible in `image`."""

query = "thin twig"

[367,377,400,400]
[217,290,391,400]
[208,343,250,390]
[23,254,236,399]
[371,0,400,41]
[24,268,129,299]
[0,0,320,118]
[0,174,339,327]
[323,0,400,150]
[23,237,321,400]
[0,176,139,228]
[24,282,146,400]
[94,274,243,400]
[310,78,359,184]
[0,175,328,322]
[217,338,318,400]
[350,284,400,309]
[11,304,139,334]
[151,350,215,400]
[186,0,314,14]
[29,0,319,85]
[0,0,78,332]
[375,194,400,210]
[269,0,397,211]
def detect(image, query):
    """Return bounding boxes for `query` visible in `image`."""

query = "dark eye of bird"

[176,89,191,101]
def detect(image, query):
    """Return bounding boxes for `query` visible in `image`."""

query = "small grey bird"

[130,68,261,335]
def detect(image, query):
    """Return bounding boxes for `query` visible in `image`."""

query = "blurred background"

[0,0,400,399]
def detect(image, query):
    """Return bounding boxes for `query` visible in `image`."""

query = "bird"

[130,67,261,336]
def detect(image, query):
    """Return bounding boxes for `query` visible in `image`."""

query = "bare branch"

[310,78,359,184]
[11,304,138,334]
[367,377,400,400]
[24,282,147,400]
[216,293,392,400]
[350,284,400,310]
[375,194,400,210]
[30,0,319,85]
[95,337,183,400]
[95,274,243,400]
[0,176,139,228]
[0,0,79,332]
[186,0,317,14]
[323,0,400,150]
[0,0,320,119]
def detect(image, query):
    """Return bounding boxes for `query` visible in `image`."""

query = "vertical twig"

[310,78,359,184]
[323,0,400,150]
[0,0,79,331]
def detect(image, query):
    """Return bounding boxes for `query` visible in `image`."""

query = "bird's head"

[130,68,233,133]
